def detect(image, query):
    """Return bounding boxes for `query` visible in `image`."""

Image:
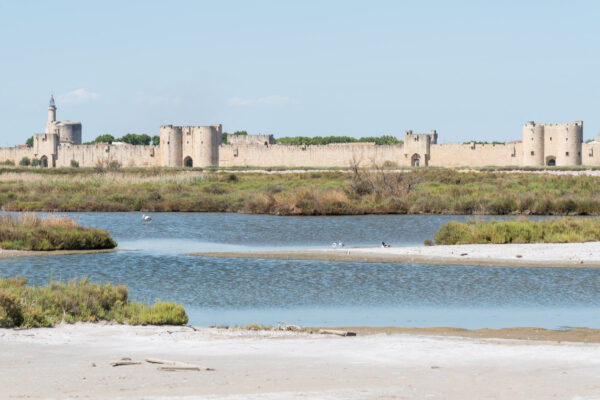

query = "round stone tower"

[556,121,583,166]
[57,121,82,144]
[196,125,221,167]
[522,121,544,166]
[48,95,56,123]
[159,125,183,167]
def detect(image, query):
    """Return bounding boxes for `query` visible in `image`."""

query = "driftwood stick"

[145,358,178,365]
[110,361,142,367]
[145,358,214,371]
[318,329,357,337]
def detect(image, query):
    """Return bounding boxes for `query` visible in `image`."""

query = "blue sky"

[0,0,598,146]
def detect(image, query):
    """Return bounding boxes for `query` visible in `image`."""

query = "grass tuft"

[434,217,600,245]
[0,214,116,251]
[0,277,188,328]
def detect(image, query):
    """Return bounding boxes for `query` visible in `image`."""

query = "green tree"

[19,157,31,166]
[152,135,160,146]
[91,134,116,144]
[233,131,248,136]
[120,133,151,145]
[275,135,402,146]
[222,132,228,144]
[25,136,33,148]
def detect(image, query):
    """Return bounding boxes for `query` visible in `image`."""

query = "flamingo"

[142,214,152,222]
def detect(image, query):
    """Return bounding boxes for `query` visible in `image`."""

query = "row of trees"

[85,133,160,146]
[274,135,402,146]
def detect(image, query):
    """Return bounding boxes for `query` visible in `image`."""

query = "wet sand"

[191,241,600,267]
[1,323,600,399]
[0,248,117,259]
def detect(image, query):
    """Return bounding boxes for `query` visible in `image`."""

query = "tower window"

[566,152,570,156]
[578,152,581,156]
[530,151,535,156]
[549,137,552,141]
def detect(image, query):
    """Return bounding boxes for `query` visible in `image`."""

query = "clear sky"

[0,0,598,146]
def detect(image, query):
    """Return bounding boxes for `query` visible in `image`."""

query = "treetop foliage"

[274,135,402,146]
[86,134,160,146]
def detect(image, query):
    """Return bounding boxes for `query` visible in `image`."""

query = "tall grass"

[0,214,116,250]
[3,168,600,215]
[433,217,600,245]
[0,277,187,327]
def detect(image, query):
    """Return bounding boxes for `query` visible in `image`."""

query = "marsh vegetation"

[0,214,116,251]
[0,277,188,327]
[434,217,600,245]
[1,167,600,215]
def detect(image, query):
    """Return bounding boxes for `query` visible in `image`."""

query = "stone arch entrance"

[40,155,48,168]
[411,154,421,167]
[546,156,556,166]
[184,156,193,167]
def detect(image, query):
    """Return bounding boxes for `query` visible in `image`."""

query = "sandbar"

[1,323,600,399]
[0,248,117,259]
[192,241,600,267]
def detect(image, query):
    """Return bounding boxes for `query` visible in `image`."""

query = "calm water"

[1,213,599,329]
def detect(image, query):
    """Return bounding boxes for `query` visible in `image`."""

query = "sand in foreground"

[1,323,600,399]
[192,241,600,267]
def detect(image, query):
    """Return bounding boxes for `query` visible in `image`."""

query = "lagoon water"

[1,212,599,329]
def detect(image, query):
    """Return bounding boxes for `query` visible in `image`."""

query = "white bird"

[332,242,337,248]
[338,241,344,248]
[142,214,152,222]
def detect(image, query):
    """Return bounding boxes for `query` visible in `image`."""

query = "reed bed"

[433,217,600,245]
[0,277,187,327]
[2,168,600,215]
[0,214,116,250]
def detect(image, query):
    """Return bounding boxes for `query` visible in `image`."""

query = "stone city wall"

[0,146,35,165]
[226,134,274,146]
[428,142,523,167]
[582,142,600,166]
[219,143,406,168]
[55,144,159,167]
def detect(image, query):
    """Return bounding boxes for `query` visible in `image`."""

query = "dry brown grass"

[0,213,116,251]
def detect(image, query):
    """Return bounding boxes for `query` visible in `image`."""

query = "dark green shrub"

[19,157,31,166]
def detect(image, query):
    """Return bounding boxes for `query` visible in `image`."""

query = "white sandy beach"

[193,241,600,267]
[1,323,600,399]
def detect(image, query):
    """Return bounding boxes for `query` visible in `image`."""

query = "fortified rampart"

[0,97,596,169]
[522,121,583,166]
[219,143,403,168]
[226,134,274,146]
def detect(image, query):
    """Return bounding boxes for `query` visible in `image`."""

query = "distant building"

[0,96,597,168]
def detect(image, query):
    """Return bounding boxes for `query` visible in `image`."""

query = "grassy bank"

[0,214,116,250]
[433,217,600,245]
[2,167,600,215]
[0,277,187,327]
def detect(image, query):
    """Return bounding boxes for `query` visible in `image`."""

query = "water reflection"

[1,213,598,328]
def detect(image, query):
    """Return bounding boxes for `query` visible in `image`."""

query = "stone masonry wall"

[428,143,522,167]
[0,147,35,165]
[219,143,406,168]
[55,144,159,167]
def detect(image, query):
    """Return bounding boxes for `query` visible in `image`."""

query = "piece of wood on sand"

[110,360,142,367]
[145,358,214,371]
[318,329,357,337]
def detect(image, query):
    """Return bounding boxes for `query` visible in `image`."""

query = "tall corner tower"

[45,95,57,134]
